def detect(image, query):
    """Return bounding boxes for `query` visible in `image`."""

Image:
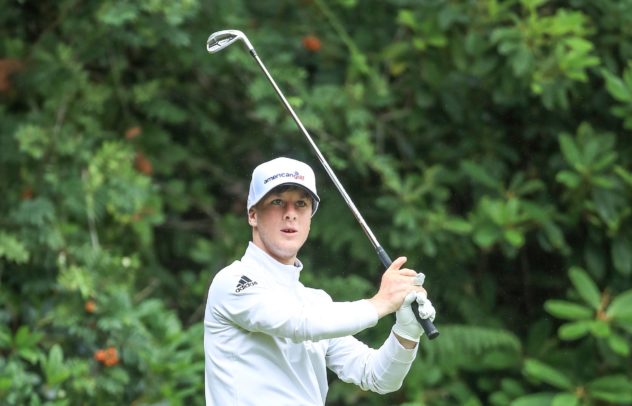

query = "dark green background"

[1,0,632,404]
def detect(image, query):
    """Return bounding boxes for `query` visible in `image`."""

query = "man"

[204,156,435,405]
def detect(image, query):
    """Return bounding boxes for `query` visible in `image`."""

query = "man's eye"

[296,200,307,208]
[271,199,283,206]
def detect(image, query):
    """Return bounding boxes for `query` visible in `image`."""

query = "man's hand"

[368,257,419,318]
[392,291,436,344]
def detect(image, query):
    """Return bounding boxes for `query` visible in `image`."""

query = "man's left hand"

[392,291,436,343]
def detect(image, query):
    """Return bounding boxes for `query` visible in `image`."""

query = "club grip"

[376,246,440,340]
[411,301,440,340]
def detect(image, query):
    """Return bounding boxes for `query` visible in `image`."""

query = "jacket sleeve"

[325,331,418,394]
[207,269,378,342]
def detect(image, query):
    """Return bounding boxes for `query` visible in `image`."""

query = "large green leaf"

[14,326,43,364]
[511,393,556,406]
[601,69,632,102]
[607,333,630,356]
[606,290,632,322]
[556,170,582,189]
[41,344,71,386]
[544,300,593,320]
[615,165,632,187]
[568,267,601,309]
[587,375,632,403]
[552,393,579,406]
[559,134,582,168]
[558,320,593,340]
[611,233,632,276]
[523,359,574,390]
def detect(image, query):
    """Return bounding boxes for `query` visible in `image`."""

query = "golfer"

[204,157,435,405]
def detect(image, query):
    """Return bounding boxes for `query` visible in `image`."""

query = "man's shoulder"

[214,260,245,278]
[210,260,261,294]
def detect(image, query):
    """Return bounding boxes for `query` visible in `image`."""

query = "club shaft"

[246,46,440,340]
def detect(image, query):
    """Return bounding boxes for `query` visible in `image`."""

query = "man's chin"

[271,246,301,264]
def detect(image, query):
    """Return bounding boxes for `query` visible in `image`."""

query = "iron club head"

[207,29,254,53]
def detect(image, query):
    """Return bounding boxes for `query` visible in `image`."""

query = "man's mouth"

[281,228,297,234]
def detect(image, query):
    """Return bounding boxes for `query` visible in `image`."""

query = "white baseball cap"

[247,157,320,215]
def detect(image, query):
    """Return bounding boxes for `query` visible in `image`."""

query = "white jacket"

[204,242,418,405]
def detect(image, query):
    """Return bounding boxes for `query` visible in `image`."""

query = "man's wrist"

[393,332,418,349]
[368,297,391,319]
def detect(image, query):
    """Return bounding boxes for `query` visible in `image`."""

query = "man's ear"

[247,208,257,227]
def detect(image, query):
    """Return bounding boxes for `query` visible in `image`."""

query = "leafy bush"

[1,0,631,404]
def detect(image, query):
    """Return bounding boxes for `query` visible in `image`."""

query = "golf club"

[207,29,439,340]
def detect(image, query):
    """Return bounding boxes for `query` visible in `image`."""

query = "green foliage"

[544,267,632,358]
[491,0,600,109]
[1,0,632,404]
[0,231,29,263]
[421,325,522,371]
[602,62,632,129]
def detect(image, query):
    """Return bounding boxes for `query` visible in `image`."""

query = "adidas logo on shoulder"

[235,275,258,293]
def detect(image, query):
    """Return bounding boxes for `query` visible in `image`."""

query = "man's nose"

[284,205,297,220]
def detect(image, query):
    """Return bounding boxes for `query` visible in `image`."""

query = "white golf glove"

[392,291,436,342]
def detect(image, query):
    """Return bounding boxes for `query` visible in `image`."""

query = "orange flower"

[94,347,120,366]
[103,347,119,366]
[125,126,142,140]
[85,300,96,313]
[134,152,153,176]
[302,35,322,53]
[94,349,106,362]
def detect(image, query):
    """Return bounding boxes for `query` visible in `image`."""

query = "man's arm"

[209,268,380,342]
[326,332,418,394]
[325,292,436,393]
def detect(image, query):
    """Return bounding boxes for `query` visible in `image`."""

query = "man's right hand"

[368,256,425,318]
